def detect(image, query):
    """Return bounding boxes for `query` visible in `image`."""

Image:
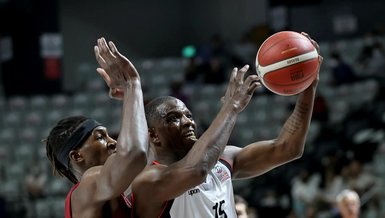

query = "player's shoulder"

[224,145,241,153]
[132,164,165,185]
[222,145,241,159]
[78,166,103,186]
[130,164,168,200]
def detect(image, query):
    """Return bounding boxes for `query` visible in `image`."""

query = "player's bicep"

[231,140,285,179]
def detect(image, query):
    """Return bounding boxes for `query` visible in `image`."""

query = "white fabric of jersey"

[166,160,236,218]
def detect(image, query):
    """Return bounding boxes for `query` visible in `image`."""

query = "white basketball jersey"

[162,159,236,218]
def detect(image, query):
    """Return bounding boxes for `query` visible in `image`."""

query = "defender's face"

[154,99,197,152]
[78,126,117,167]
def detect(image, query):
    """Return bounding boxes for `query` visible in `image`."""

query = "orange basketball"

[255,31,319,96]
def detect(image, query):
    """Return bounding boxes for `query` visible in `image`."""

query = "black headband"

[57,119,101,169]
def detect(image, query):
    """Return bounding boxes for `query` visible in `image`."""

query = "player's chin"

[184,136,197,145]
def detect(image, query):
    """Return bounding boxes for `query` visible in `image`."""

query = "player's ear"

[148,128,160,144]
[69,150,83,163]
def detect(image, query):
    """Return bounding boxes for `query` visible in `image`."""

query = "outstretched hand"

[94,37,139,100]
[301,32,323,88]
[221,65,261,113]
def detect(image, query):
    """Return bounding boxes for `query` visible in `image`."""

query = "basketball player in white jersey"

[103,33,322,218]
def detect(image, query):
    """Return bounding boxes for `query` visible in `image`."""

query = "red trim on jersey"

[158,201,171,218]
[122,193,132,208]
[65,183,80,218]
[219,158,233,174]
[131,194,135,218]
[65,182,132,218]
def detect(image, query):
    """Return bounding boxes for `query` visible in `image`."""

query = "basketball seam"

[257,49,318,77]
[259,36,310,58]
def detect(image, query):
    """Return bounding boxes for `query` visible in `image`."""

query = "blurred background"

[0,0,384,217]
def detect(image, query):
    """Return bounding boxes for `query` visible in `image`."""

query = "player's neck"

[154,151,184,165]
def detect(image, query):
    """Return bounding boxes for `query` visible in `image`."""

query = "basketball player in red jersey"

[45,37,148,218]
[107,33,322,217]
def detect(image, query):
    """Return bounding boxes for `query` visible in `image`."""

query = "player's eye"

[95,134,104,141]
[166,115,178,123]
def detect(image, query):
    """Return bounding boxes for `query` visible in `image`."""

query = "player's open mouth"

[184,130,195,137]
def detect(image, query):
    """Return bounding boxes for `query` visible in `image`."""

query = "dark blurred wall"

[0,0,62,98]
[2,0,383,93]
[59,0,267,91]
[289,0,385,41]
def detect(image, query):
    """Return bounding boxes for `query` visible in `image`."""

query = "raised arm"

[224,33,322,179]
[132,65,260,203]
[77,37,148,201]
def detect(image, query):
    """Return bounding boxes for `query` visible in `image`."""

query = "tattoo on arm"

[200,117,236,171]
[283,102,309,135]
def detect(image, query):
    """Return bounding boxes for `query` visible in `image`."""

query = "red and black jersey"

[65,183,132,218]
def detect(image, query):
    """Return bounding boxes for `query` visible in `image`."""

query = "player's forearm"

[95,82,147,199]
[185,102,238,171]
[117,81,148,156]
[278,85,316,157]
